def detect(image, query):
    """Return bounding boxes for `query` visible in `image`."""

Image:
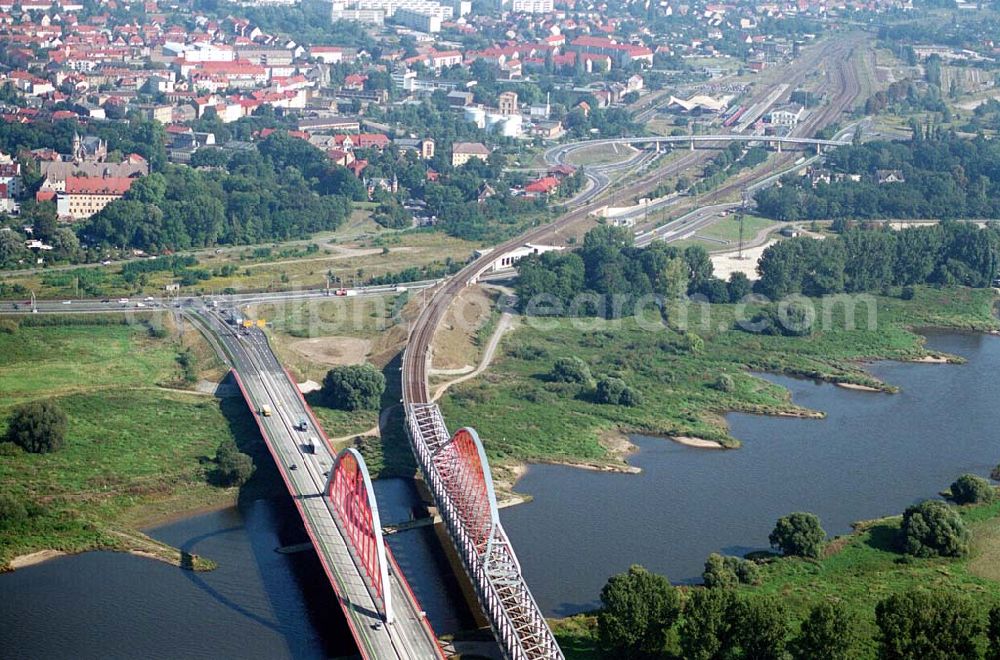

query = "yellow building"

[451,142,490,168]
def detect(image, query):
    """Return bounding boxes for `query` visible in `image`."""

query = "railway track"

[403,35,865,405]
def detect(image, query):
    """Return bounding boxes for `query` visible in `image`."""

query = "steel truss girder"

[405,403,563,660]
[327,447,394,624]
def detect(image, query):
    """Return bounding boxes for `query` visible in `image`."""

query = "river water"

[499,330,1000,616]
[3,331,999,651]
[0,480,473,659]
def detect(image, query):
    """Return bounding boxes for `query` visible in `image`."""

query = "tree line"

[755,133,1000,222]
[599,470,999,660]
[599,563,1000,660]
[755,222,999,299]
[81,134,354,252]
[515,225,727,317]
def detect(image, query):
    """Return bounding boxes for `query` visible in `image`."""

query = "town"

[4,0,1000,658]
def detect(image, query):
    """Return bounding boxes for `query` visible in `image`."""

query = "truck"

[261,405,272,417]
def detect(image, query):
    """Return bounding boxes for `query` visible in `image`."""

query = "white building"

[476,243,564,273]
[394,7,442,32]
[767,106,805,126]
[510,0,552,12]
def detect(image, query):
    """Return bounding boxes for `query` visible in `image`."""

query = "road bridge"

[190,309,444,660]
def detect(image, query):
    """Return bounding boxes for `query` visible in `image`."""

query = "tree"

[876,590,983,660]
[727,272,753,302]
[679,588,736,660]
[372,199,412,229]
[550,357,592,384]
[6,400,68,454]
[792,601,863,660]
[48,227,81,261]
[215,438,254,487]
[949,473,994,505]
[901,499,970,557]
[597,565,681,656]
[322,364,386,411]
[769,512,826,558]
[0,229,26,267]
[684,245,714,293]
[988,605,1000,660]
[730,595,789,660]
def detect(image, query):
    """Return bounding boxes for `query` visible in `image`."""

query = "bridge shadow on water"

[161,385,361,658]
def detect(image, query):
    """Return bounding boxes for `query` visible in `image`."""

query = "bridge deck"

[205,311,442,660]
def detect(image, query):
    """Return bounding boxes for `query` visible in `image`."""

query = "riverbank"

[440,285,999,474]
[0,317,267,572]
[550,494,1000,659]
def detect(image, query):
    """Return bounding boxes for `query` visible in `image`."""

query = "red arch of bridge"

[327,447,393,624]
[435,427,505,561]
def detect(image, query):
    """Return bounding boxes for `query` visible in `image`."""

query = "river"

[0,479,473,659]
[499,330,1000,616]
[3,330,998,650]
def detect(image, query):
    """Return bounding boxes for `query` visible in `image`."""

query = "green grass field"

[0,322,184,404]
[441,286,998,465]
[669,214,779,251]
[0,317,274,570]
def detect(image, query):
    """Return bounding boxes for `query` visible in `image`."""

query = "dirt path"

[431,312,515,402]
[325,405,394,444]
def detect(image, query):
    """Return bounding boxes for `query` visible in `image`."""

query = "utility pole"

[738,186,750,260]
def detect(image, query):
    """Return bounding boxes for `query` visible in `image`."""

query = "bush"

[702,553,738,589]
[595,376,626,404]
[598,565,681,655]
[619,386,643,407]
[322,364,386,411]
[550,356,592,384]
[0,318,18,334]
[901,285,916,300]
[7,400,68,454]
[713,373,736,393]
[702,553,760,588]
[769,512,826,558]
[510,343,548,360]
[876,590,983,660]
[993,464,1000,482]
[902,499,970,557]
[214,439,254,487]
[949,473,994,505]
[0,493,28,523]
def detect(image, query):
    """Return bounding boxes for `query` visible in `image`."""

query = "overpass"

[546,133,850,168]
[188,308,444,660]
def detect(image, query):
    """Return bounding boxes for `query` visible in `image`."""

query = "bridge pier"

[775,140,782,153]
[689,139,695,151]
[816,143,822,155]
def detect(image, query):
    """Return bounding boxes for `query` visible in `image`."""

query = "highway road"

[191,307,443,660]
[0,280,438,314]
